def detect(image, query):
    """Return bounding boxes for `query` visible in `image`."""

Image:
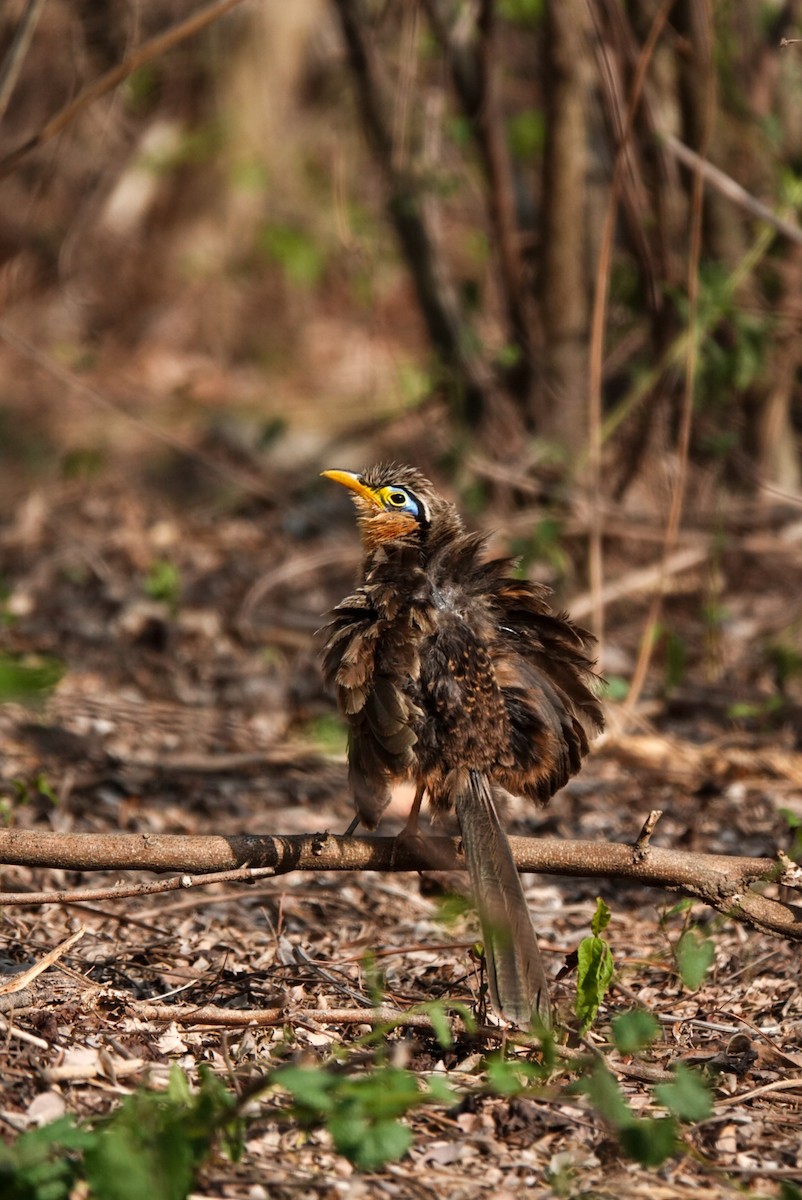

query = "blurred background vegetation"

[0,0,801,689]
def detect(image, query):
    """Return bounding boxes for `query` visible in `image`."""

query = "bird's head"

[321,463,460,555]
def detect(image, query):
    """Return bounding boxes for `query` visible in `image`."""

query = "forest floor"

[0,407,801,1198]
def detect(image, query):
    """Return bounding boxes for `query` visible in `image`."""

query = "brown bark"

[1,828,799,941]
[538,0,591,448]
[422,0,533,401]
[331,0,490,423]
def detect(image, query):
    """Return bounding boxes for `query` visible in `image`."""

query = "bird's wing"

[487,576,604,802]
[322,592,419,828]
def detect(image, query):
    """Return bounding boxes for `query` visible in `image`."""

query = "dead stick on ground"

[0,829,800,940]
[0,865,277,907]
[0,926,86,996]
[125,1002,673,1079]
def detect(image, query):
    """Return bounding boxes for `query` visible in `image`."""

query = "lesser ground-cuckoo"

[321,464,603,1025]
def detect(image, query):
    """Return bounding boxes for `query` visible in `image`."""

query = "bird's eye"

[377,485,420,518]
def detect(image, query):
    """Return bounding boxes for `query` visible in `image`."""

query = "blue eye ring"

[378,485,421,518]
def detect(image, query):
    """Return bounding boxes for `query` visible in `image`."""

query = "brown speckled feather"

[321,464,603,1025]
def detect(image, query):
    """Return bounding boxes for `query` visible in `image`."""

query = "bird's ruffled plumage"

[321,464,604,1024]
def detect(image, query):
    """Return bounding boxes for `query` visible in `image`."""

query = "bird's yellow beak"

[321,469,382,508]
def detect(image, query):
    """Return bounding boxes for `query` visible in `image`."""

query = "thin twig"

[586,0,674,648]
[0,865,276,907]
[0,926,86,995]
[633,809,663,854]
[0,0,47,123]
[422,0,530,378]
[622,2,712,719]
[0,1015,49,1050]
[661,133,802,246]
[716,1078,802,1108]
[331,0,490,416]
[0,0,246,178]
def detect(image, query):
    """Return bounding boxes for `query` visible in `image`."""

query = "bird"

[320,463,603,1026]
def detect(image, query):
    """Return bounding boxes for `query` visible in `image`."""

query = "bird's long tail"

[454,768,550,1027]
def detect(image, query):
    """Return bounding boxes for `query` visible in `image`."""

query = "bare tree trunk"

[422,0,534,406]
[537,0,591,451]
[331,0,491,425]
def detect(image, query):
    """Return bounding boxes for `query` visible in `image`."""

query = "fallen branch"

[0,829,799,940]
[131,1002,454,1031]
[0,865,278,907]
[0,926,85,995]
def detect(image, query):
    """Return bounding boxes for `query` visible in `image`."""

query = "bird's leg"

[343,814,361,837]
[397,782,425,842]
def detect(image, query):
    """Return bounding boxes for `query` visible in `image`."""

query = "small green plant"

[766,636,802,695]
[275,1060,454,1171]
[655,624,686,694]
[611,1009,661,1055]
[510,516,569,579]
[61,447,105,480]
[0,654,65,706]
[0,1065,242,1200]
[727,696,784,723]
[145,560,181,609]
[297,712,347,755]
[256,220,327,289]
[675,927,715,991]
[577,1059,711,1167]
[575,898,615,1032]
[507,109,545,160]
[498,0,543,26]
[603,675,630,702]
[779,807,802,862]
[11,774,58,809]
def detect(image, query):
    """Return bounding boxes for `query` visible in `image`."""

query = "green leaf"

[676,929,715,991]
[591,897,612,936]
[663,630,686,692]
[277,1063,440,1170]
[332,1114,412,1170]
[0,1115,91,1200]
[145,559,181,607]
[618,1118,677,1166]
[578,1063,677,1167]
[611,1009,661,1055]
[84,1065,239,1200]
[498,0,543,25]
[257,221,326,289]
[0,1068,240,1200]
[507,110,545,160]
[424,1075,458,1106]
[0,654,65,705]
[275,1065,338,1117]
[654,1064,712,1122]
[603,675,630,702]
[577,1061,633,1129]
[415,1002,453,1049]
[484,1054,536,1096]
[84,1120,194,1200]
[575,934,614,1032]
[434,893,472,925]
